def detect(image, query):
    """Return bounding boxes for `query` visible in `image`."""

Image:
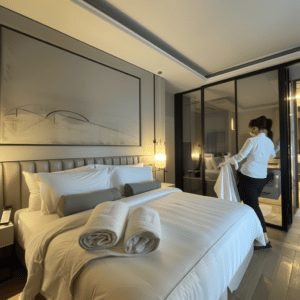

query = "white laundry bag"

[214,164,240,202]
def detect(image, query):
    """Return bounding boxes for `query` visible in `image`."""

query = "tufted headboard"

[0,155,147,217]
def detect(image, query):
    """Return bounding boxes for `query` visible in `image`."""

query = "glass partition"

[182,91,203,194]
[287,62,300,222]
[236,70,281,227]
[204,81,236,197]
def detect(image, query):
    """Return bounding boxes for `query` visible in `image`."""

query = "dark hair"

[249,116,273,140]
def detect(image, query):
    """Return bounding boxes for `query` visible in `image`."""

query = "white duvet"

[20,187,264,300]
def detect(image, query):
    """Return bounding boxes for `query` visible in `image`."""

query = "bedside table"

[0,222,14,281]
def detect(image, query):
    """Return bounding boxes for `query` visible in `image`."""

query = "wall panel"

[0,7,163,162]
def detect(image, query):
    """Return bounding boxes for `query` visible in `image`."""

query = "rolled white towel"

[79,201,128,250]
[124,206,161,254]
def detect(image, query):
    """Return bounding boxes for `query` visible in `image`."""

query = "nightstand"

[0,222,14,281]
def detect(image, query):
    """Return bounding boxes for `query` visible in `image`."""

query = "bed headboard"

[0,155,146,217]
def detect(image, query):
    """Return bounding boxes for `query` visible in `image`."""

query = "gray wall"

[0,7,162,162]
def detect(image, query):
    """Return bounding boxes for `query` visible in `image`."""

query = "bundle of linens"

[22,163,163,254]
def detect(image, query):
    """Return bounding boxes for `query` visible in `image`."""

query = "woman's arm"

[219,138,255,169]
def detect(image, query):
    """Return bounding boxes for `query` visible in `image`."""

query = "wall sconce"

[154,153,166,182]
[191,153,200,161]
[155,153,166,169]
[231,118,235,131]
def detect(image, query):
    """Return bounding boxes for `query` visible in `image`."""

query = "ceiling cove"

[72,0,300,81]
[72,0,207,81]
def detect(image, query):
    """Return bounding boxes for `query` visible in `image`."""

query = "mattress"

[20,188,264,300]
[14,208,59,249]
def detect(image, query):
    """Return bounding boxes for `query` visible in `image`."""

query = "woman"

[219,116,278,250]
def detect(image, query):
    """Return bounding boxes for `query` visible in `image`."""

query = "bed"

[0,156,264,300]
[204,153,224,181]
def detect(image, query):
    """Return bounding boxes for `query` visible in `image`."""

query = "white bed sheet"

[20,188,264,300]
[14,208,59,249]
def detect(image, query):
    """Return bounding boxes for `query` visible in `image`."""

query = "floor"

[228,208,300,300]
[0,261,44,300]
[259,196,282,227]
[2,211,300,300]
[264,205,282,227]
[0,263,26,300]
[260,202,282,227]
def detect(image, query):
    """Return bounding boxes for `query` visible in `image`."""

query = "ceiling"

[1,0,300,94]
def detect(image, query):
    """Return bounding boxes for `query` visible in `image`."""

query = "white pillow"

[23,164,95,212]
[23,172,42,211]
[205,158,214,170]
[110,166,153,196]
[35,169,111,215]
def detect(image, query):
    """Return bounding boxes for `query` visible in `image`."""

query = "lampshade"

[191,153,200,161]
[155,153,166,168]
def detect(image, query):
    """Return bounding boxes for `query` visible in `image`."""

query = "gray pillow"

[124,179,161,197]
[57,187,121,217]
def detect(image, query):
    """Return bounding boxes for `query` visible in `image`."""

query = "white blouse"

[228,133,276,179]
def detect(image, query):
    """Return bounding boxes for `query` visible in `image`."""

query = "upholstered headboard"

[0,155,146,217]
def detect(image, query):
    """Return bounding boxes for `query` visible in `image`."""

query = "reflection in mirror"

[182,91,202,194]
[204,81,236,197]
[237,70,281,227]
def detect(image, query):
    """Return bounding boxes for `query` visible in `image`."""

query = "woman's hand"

[218,160,230,169]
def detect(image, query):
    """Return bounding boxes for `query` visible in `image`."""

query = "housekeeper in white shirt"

[219,116,278,250]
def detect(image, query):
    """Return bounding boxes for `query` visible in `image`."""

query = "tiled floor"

[263,204,282,227]
[259,196,282,227]
[229,209,300,300]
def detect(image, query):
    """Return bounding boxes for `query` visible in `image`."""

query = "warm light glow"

[155,153,166,161]
[191,153,200,160]
[155,153,166,168]
[288,95,300,100]
[231,118,235,130]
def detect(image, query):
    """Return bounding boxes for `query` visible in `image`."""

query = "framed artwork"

[0,27,141,146]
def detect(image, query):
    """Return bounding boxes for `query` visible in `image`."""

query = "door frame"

[278,67,292,231]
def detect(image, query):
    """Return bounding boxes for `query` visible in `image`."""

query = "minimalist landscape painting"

[0,28,140,145]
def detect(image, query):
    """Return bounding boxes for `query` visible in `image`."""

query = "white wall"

[0,7,163,162]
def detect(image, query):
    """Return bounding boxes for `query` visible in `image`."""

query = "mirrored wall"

[204,81,236,197]
[182,91,202,194]
[237,70,281,227]
[178,66,299,231]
